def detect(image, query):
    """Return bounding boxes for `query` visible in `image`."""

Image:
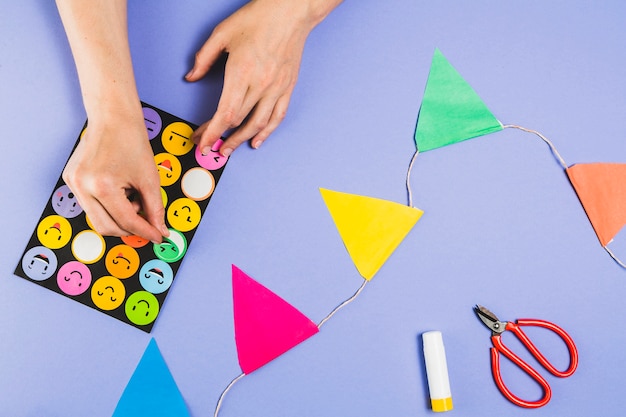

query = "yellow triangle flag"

[320,188,424,280]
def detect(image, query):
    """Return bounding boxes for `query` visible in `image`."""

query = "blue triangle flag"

[113,338,190,417]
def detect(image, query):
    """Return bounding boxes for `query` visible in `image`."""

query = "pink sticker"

[57,261,92,296]
[195,139,228,170]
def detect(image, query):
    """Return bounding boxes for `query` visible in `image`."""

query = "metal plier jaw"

[474,305,507,335]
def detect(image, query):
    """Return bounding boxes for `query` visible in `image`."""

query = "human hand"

[62,113,168,243]
[186,0,337,157]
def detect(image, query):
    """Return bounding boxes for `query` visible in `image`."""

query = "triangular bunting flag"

[414,48,502,152]
[320,188,423,280]
[113,338,189,417]
[232,265,319,375]
[566,163,626,246]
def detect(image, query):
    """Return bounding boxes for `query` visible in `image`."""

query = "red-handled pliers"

[474,305,578,408]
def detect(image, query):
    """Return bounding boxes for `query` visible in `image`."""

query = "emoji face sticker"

[91,276,126,310]
[71,230,106,264]
[21,246,58,281]
[181,167,215,201]
[57,261,92,296]
[143,106,162,140]
[139,259,174,294]
[125,291,159,326]
[37,215,72,249]
[162,122,194,155]
[153,229,187,263]
[121,234,150,249]
[167,198,201,232]
[105,244,140,279]
[154,153,182,186]
[195,138,228,170]
[51,184,83,218]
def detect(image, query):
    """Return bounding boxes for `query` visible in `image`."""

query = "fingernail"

[221,148,232,157]
[161,224,170,236]
[253,140,263,149]
[202,146,211,156]
[185,68,194,80]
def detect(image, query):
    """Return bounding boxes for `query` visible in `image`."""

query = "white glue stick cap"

[423,331,453,412]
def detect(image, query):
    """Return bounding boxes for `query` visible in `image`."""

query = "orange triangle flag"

[566,163,626,246]
[320,188,423,280]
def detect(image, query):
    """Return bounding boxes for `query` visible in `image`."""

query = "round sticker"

[51,184,83,218]
[37,215,72,249]
[154,153,182,187]
[57,261,92,296]
[143,106,162,140]
[21,246,57,281]
[105,244,140,279]
[91,276,126,310]
[153,229,187,263]
[125,291,160,326]
[72,230,106,264]
[121,234,150,249]
[181,167,215,201]
[162,122,194,156]
[195,138,228,170]
[167,198,201,232]
[139,259,174,294]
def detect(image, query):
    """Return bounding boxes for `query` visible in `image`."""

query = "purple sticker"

[51,184,83,218]
[143,107,162,140]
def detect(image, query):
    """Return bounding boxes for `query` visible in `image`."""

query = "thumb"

[138,181,169,238]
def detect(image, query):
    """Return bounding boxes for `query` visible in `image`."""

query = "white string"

[502,124,569,170]
[214,373,245,417]
[406,148,420,208]
[604,246,626,269]
[318,280,368,329]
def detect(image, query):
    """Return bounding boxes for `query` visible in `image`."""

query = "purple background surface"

[2,1,626,416]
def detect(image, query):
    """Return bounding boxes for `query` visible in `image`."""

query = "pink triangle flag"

[232,265,319,374]
[566,163,626,246]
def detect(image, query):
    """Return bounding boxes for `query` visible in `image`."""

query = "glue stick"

[423,331,453,412]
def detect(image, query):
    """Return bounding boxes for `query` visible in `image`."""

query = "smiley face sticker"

[21,246,58,281]
[125,291,159,326]
[154,153,182,187]
[139,259,174,294]
[57,261,92,296]
[167,198,201,232]
[91,276,126,310]
[153,229,187,263]
[143,106,163,140]
[195,138,228,170]
[105,244,140,279]
[37,215,72,249]
[162,122,194,156]
[51,184,83,218]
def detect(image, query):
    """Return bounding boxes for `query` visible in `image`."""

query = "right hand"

[62,112,168,243]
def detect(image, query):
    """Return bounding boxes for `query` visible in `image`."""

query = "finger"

[250,93,291,149]
[97,192,164,243]
[135,177,169,238]
[186,27,227,82]
[220,95,276,153]
[80,196,133,237]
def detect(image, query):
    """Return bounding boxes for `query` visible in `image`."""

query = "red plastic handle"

[490,337,552,408]
[509,319,578,377]
[490,319,578,408]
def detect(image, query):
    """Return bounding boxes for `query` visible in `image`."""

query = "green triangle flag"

[414,49,502,152]
[113,339,190,417]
